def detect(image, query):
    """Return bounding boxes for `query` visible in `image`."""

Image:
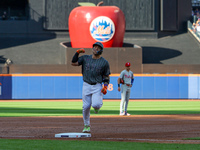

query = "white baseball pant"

[82,82,103,126]
[120,84,131,113]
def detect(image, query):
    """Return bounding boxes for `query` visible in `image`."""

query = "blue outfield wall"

[0,75,12,99]
[0,74,200,99]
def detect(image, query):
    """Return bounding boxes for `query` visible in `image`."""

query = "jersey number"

[107,84,113,91]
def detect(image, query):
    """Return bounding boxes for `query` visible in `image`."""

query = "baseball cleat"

[124,111,131,116]
[94,108,99,114]
[119,112,125,116]
[82,125,91,133]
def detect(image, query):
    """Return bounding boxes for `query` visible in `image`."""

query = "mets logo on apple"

[89,16,115,42]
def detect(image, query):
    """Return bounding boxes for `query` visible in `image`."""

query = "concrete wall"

[7,45,143,74]
[143,64,200,74]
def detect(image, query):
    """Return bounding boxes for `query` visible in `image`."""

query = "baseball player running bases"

[71,42,110,133]
[118,62,134,116]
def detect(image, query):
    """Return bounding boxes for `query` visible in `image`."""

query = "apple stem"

[97,1,104,6]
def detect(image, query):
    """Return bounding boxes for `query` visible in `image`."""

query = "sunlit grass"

[0,100,200,117]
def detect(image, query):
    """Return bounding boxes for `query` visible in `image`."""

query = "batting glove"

[76,49,85,54]
[101,85,108,95]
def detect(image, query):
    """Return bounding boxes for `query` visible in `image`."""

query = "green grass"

[0,100,200,117]
[183,137,200,140]
[0,100,200,150]
[0,139,200,150]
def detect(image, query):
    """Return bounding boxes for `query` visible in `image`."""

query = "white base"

[55,132,91,138]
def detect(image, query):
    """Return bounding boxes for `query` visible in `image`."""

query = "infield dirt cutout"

[1,115,200,144]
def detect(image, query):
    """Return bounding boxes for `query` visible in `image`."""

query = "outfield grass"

[0,100,200,117]
[0,100,200,150]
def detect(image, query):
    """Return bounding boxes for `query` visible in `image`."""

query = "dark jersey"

[78,55,110,84]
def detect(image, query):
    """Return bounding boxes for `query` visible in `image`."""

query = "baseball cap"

[125,62,131,67]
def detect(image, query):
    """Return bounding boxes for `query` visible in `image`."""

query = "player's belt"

[87,82,97,85]
[126,84,131,86]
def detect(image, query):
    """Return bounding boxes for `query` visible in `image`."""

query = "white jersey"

[119,70,134,84]
[119,69,134,114]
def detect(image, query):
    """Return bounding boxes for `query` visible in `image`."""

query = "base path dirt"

[1,115,200,144]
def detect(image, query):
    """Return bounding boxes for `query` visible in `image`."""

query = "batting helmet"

[93,42,104,55]
[125,62,131,67]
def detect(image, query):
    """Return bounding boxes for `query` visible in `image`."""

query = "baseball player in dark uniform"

[117,62,134,116]
[71,42,110,133]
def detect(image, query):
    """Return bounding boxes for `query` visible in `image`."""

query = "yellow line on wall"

[0,74,200,77]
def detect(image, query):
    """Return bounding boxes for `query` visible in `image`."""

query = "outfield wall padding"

[0,74,12,99]
[0,74,199,99]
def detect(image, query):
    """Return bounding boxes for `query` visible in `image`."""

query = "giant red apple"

[68,2,125,48]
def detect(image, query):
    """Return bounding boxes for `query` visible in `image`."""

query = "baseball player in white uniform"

[118,62,134,116]
[71,42,110,133]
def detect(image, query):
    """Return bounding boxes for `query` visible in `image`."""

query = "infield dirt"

[0,115,200,144]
